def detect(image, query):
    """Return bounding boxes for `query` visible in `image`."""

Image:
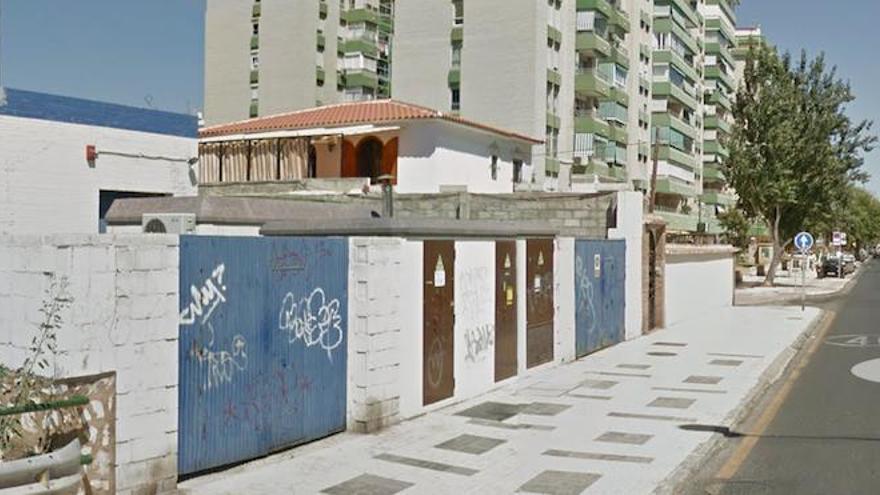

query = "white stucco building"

[0,88,198,234]
[197,99,541,194]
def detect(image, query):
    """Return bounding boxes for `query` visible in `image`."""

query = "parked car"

[818,255,855,278]
[842,254,857,274]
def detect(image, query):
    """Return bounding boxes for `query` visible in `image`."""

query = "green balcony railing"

[653,81,698,111]
[709,90,733,111]
[345,70,379,89]
[319,1,328,18]
[575,32,611,56]
[576,70,611,97]
[341,38,379,57]
[701,190,737,206]
[250,35,259,50]
[577,0,613,18]
[448,68,461,86]
[451,26,463,42]
[610,44,630,69]
[655,177,697,197]
[653,113,698,140]
[653,49,699,85]
[704,139,730,158]
[574,112,610,137]
[341,7,379,24]
[703,164,726,182]
[658,210,700,232]
[316,66,326,83]
[547,68,562,86]
[250,69,259,84]
[705,65,735,92]
[546,112,561,129]
[704,114,732,134]
[252,3,261,17]
[610,8,630,33]
[658,144,698,170]
[548,26,562,44]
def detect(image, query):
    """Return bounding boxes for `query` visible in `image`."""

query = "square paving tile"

[374,453,478,476]
[580,379,619,390]
[684,375,723,385]
[709,359,743,367]
[455,401,524,421]
[595,431,653,445]
[520,402,572,416]
[321,474,414,495]
[435,434,506,455]
[617,364,651,370]
[653,341,688,347]
[518,470,601,495]
[647,397,696,410]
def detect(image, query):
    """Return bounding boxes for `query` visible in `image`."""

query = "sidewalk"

[735,264,860,306]
[179,306,821,495]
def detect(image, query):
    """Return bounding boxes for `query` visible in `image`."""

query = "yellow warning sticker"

[537,251,545,266]
[504,253,512,269]
[434,255,446,287]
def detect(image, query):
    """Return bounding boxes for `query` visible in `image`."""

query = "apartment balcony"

[706,0,737,25]
[653,113,697,140]
[342,37,380,57]
[703,163,726,182]
[658,144,698,170]
[610,86,629,107]
[316,66,325,84]
[576,70,611,97]
[576,32,611,57]
[610,44,630,69]
[344,69,379,90]
[704,139,730,158]
[546,158,560,174]
[574,111,610,137]
[658,0,700,28]
[653,81,698,111]
[448,68,461,86]
[610,8,630,34]
[701,190,737,206]
[451,26,463,42]
[704,114,732,134]
[705,41,735,69]
[250,70,259,84]
[572,160,628,182]
[319,1,328,18]
[341,7,379,25]
[653,17,700,56]
[317,31,326,50]
[705,18,737,48]
[547,68,562,86]
[548,26,563,44]
[705,65,735,92]
[709,90,733,112]
[655,177,697,198]
[546,112,561,129]
[252,3,261,17]
[653,50,699,85]
[250,35,259,50]
[576,0,613,18]
[608,124,628,145]
[657,209,700,232]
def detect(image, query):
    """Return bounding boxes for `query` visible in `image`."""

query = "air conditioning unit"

[142,213,196,234]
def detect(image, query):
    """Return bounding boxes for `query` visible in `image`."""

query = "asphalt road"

[680,260,880,495]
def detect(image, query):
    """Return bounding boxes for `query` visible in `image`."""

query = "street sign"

[794,232,814,253]
[832,231,846,246]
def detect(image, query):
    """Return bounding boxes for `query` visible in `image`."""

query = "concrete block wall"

[0,234,180,494]
[346,237,405,432]
[665,245,737,326]
[201,187,618,238]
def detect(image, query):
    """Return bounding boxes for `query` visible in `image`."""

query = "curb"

[653,308,831,495]
[734,261,867,306]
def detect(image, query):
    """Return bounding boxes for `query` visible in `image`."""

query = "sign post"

[794,232,814,312]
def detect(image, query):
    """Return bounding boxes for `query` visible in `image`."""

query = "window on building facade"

[491,155,498,180]
[513,159,524,184]
[451,41,462,67]
[452,0,463,25]
[253,23,259,35]
[451,87,461,111]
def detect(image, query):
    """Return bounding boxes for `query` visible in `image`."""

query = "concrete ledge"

[666,244,738,256]
[735,262,866,306]
[261,218,564,238]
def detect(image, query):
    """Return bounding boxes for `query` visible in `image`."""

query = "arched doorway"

[356,137,383,182]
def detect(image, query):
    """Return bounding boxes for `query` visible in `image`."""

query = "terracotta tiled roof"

[199,99,542,144]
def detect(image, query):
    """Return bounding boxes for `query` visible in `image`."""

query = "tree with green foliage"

[726,45,875,286]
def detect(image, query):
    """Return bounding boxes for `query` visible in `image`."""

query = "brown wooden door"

[495,241,518,381]
[526,238,554,368]
[423,241,455,405]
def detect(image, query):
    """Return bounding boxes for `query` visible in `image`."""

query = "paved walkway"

[735,265,857,305]
[179,306,821,495]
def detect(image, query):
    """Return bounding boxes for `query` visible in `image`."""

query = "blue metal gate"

[177,236,348,475]
[575,240,626,358]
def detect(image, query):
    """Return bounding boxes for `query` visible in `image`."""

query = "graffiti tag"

[464,324,494,363]
[180,264,227,326]
[278,288,344,360]
[191,322,248,390]
[576,255,597,335]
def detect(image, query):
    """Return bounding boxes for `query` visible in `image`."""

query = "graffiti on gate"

[427,336,446,388]
[464,324,494,363]
[278,288,345,360]
[191,322,248,391]
[459,267,494,363]
[575,256,597,335]
[180,264,227,326]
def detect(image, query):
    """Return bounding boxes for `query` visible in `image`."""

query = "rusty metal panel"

[494,241,518,381]
[423,241,455,405]
[526,239,554,368]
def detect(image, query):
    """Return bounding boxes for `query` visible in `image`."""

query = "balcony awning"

[199,124,400,144]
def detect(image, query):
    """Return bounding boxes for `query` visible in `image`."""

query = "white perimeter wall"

[609,191,644,340]
[0,234,180,494]
[0,115,197,234]
[396,121,526,194]
[666,250,735,326]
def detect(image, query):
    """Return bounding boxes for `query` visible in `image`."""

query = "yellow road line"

[715,309,838,480]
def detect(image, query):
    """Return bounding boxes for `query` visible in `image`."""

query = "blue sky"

[1,0,878,192]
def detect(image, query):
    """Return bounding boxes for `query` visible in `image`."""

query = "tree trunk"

[763,208,783,287]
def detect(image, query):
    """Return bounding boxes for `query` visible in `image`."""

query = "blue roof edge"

[0,87,198,138]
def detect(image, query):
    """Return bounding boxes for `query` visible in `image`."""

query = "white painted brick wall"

[347,237,405,433]
[0,114,196,234]
[0,233,180,493]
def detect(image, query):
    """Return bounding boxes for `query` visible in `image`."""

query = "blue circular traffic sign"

[794,232,814,252]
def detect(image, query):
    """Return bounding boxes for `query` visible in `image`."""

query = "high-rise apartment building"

[393,0,648,191]
[204,0,394,126]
